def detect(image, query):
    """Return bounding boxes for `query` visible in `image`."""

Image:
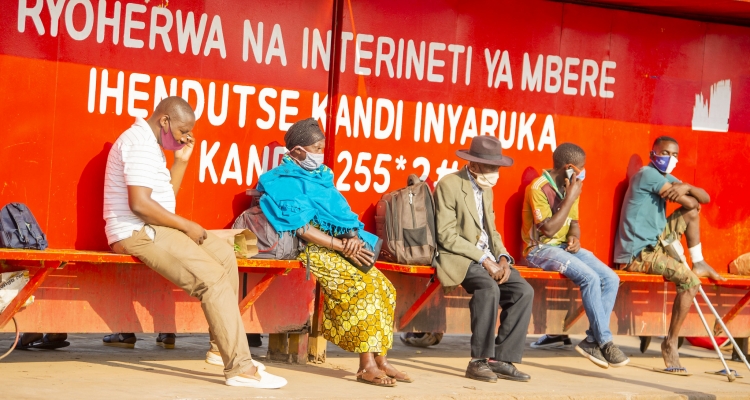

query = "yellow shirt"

[521,170,579,257]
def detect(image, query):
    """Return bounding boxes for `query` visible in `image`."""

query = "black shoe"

[601,342,630,367]
[530,334,572,349]
[247,334,262,348]
[102,333,137,349]
[488,360,530,382]
[156,333,176,349]
[465,359,497,383]
[639,336,651,353]
[575,339,608,369]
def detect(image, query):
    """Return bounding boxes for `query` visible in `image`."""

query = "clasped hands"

[660,182,691,202]
[482,257,511,284]
[338,237,375,267]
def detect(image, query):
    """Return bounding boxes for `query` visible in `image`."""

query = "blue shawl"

[257,155,378,250]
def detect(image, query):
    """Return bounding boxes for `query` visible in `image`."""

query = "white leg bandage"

[689,243,704,264]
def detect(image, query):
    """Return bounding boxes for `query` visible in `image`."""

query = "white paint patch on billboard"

[692,80,731,132]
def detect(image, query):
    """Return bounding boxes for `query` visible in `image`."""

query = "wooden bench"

[2,249,749,363]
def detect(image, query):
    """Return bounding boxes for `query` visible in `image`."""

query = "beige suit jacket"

[433,168,513,291]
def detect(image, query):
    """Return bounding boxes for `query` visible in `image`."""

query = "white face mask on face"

[294,146,325,171]
[476,171,499,189]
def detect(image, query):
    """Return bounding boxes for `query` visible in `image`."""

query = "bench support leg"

[713,290,750,336]
[308,335,327,364]
[238,273,277,315]
[563,303,587,332]
[0,263,60,329]
[398,280,441,330]
[307,284,327,363]
[267,333,308,364]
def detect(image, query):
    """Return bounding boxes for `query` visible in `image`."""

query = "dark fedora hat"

[456,136,514,167]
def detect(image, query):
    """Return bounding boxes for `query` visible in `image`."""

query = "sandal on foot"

[156,333,176,349]
[706,369,743,378]
[653,367,691,376]
[386,371,413,383]
[356,369,397,387]
[103,333,136,349]
[14,335,70,351]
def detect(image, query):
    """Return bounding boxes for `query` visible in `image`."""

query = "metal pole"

[698,286,750,372]
[0,317,19,361]
[693,296,735,382]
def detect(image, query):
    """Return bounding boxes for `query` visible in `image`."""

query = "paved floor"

[0,333,748,399]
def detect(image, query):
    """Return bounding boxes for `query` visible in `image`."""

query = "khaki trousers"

[114,226,253,379]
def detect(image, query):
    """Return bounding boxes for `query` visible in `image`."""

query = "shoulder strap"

[5,204,28,243]
[407,174,421,186]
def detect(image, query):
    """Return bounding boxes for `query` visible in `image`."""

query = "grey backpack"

[0,203,48,250]
[374,174,436,265]
[232,191,303,260]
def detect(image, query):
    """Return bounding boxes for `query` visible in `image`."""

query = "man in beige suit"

[434,136,534,383]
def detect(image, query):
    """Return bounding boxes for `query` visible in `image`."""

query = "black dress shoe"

[465,359,498,382]
[247,333,262,348]
[488,360,530,382]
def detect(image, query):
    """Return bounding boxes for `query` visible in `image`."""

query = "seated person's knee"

[680,207,700,219]
[520,281,534,300]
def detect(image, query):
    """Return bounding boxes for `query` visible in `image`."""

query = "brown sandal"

[356,369,397,387]
[381,363,414,383]
[387,371,413,383]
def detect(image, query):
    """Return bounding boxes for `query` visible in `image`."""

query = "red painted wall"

[1,0,748,271]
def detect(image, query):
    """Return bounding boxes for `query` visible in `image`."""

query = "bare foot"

[692,260,726,281]
[661,339,682,368]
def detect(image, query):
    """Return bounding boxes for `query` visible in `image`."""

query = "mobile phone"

[565,164,581,180]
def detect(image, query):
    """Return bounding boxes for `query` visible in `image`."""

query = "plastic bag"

[208,229,259,259]
[0,270,34,314]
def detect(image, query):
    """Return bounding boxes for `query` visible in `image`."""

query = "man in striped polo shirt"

[103,97,286,389]
[521,143,628,369]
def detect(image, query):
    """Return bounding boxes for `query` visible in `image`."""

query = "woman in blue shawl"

[258,119,411,386]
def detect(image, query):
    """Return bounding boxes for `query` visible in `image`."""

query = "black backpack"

[0,203,48,250]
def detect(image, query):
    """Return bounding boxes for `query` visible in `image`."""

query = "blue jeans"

[526,245,620,345]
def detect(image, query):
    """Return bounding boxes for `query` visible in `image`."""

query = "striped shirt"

[103,118,176,245]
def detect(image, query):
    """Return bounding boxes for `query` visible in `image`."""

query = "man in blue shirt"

[614,136,725,374]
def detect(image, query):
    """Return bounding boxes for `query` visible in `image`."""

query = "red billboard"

[1,0,749,270]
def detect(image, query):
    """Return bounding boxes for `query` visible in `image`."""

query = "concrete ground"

[0,333,748,400]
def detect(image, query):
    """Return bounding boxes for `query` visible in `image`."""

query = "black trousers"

[461,263,534,363]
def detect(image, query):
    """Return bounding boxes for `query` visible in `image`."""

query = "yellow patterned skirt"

[300,243,396,354]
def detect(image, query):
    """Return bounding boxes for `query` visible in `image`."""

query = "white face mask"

[294,147,325,171]
[664,156,678,174]
[476,171,499,189]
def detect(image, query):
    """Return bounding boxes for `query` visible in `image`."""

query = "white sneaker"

[225,369,287,389]
[206,350,223,366]
[205,351,266,371]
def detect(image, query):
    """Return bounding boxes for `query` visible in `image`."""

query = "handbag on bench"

[335,229,383,274]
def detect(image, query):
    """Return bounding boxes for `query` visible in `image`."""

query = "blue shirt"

[614,165,680,263]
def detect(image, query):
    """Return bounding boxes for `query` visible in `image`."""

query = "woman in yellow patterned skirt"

[257,118,412,387]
